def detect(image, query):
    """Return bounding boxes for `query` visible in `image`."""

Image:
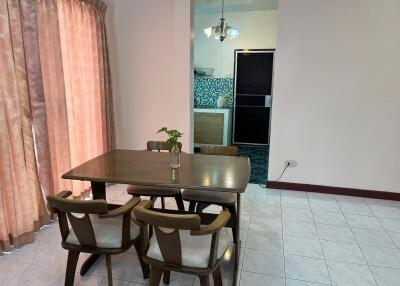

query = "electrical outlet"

[285,160,297,167]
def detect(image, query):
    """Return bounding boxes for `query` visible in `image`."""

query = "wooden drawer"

[194,112,224,145]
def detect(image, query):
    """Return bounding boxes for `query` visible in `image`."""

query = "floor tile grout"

[278,187,287,286]
[307,192,334,286]
[338,195,380,286]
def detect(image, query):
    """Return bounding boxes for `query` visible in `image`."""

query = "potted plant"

[157,127,183,168]
[217,93,230,108]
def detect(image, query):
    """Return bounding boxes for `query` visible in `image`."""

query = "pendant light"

[203,0,239,42]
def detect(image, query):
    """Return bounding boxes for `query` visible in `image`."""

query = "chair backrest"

[47,191,108,248]
[134,203,200,265]
[147,141,182,152]
[134,201,230,268]
[200,145,238,156]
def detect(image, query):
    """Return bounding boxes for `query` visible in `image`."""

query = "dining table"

[62,149,251,286]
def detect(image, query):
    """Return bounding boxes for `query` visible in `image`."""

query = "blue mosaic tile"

[194,77,233,108]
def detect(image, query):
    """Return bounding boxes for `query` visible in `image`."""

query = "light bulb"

[203,27,212,38]
[226,26,239,39]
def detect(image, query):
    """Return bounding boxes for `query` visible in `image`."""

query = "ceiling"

[195,0,278,14]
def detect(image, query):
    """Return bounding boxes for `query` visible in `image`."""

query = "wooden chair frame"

[184,145,239,242]
[199,145,238,156]
[134,200,231,286]
[47,191,150,286]
[127,141,185,210]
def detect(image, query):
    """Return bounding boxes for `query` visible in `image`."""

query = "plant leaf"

[157,127,168,133]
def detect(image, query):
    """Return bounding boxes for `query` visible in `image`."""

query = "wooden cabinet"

[194,108,231,146]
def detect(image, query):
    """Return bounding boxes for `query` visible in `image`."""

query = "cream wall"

[107,0,194,152]
[194,10,277,78]
[269,0,400,192]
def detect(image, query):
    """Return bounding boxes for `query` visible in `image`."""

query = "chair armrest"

[191,210,231,235]
[139,199,153,209]
[57,190,72,199]
[131,200,153,226]
[99,197,141,218]
[47,190,72,212]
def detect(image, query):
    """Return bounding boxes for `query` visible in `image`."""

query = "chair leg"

[106,255,113,286]
[161,197,166,209]
[133,239,150,279]
[65,250,80,286]
[199,275,210,286]
[175,193,185,211]
[227,205,237,215]
[212,266,223,286]
[227,205,237,243]
[188,202,196,212]
[196,203,210,213]
[163,271,170,285]
[149,267,163,286]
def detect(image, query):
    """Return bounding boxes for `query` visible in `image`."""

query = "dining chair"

[127,141,185,211]
[133,200,232,286]
[182,145,239,241]
[47,191,150,286]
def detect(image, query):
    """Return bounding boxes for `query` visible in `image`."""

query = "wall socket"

[285,160,298,167]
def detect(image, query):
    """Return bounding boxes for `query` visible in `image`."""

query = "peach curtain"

[0,0,49,252]
[0,0,114,251]
[36,0,115,197]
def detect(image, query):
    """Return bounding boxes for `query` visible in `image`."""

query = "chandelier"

[203,0,239,42]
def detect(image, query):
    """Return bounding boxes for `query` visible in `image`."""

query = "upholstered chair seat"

[147,227,232,268]
[66,214,141,248]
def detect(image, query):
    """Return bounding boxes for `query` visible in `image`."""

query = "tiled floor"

[1,184,400,286]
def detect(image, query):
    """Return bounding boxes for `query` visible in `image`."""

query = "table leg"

[233,193,241,286]
[91,181,106,200]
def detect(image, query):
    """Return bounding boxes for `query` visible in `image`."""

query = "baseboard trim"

[266,181,400,201]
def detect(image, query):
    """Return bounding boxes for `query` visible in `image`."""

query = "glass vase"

[170,143,181,168]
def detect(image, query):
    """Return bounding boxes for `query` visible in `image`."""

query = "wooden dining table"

[62,149,251,286]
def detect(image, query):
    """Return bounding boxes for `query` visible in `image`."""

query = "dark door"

[233,50,274,144]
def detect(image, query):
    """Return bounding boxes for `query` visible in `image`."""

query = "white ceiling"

[195,0,278,14]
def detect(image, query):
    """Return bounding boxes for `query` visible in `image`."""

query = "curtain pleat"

[0,0,114,251]
[56,0,97,195]
[20,0,54,203]
[0,0,49,252]
[36,0,115,197]
[101,8,116,150]
[37,0,73,195]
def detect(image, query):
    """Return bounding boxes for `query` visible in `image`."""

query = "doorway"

[192,0,278,184]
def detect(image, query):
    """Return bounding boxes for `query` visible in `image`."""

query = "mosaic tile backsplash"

[194,77,233,108]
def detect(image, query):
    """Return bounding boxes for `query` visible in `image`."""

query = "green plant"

[220,92,230,100]
[217,92,231,107]
[157,127,183,146]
